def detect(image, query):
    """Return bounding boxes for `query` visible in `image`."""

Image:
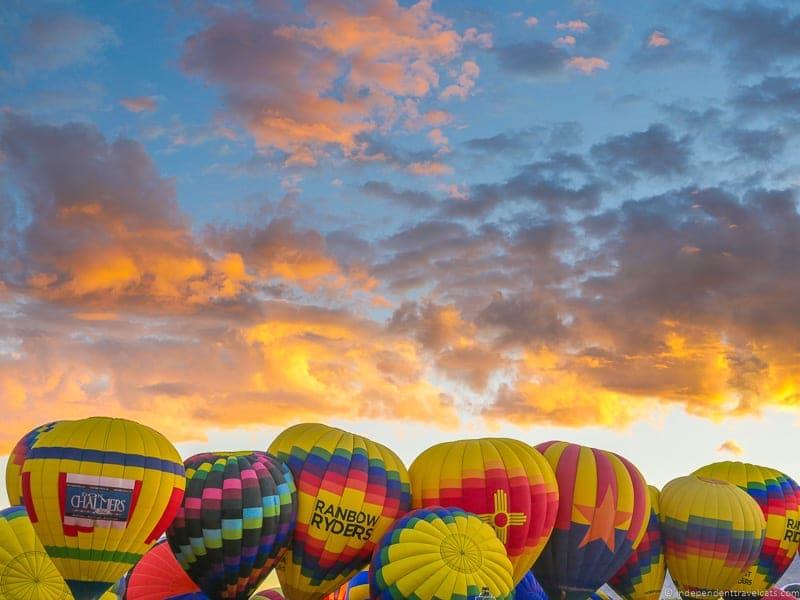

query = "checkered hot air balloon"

[660,475,766,600]
[268,423,412,600]
[5,421,61,506]
[122,540,207,599]
[21,417,186,600]
[408,438,559,585]
[369,506,515,600]
[532,442,651,600]
[608,486,666,600]
[692,462,800,596]
[0,506,71,600]
[166,451,297,600]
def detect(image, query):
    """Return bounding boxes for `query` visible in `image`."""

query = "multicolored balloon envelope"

[608,486,665,600]
[513,572,547,600]
[268,423,412,600]
[167,451,297,600]
[21,417,186,600]
[369,507,515,600]
[123,540,207,599]
[532,442,651,600]
[660,475,766,599]
[5,421,61,506]
[324,568,370,600]
[409,438,559,584]
[252,589,286,600]
[0,506,71,600]
[692,462,800,595]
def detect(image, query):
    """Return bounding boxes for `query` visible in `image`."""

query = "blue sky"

[1,0,800,507]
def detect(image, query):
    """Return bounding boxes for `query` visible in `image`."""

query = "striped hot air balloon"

[514,572,547,600]
[0,506,71,600]
[369,507,515,600]
[532,442,651,600]
[21,417,186,600]
[324,568,370,600]
[5,421,61,506]
[409,438,559,584]
[692,462,800,596]
[608,486,666,600]
[660,475,766,599]
[166,451,297,600]
[268,423,412,600]
[122,540,207,599]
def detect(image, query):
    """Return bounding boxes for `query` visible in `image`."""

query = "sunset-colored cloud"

[717,440,744,455]
[556,20,590,33]
[181,0,485,166]
[525,17,539,28]
[567,56,609,74]
[648,31,671,47]
[120,96,157,113]
[554,35,576,47]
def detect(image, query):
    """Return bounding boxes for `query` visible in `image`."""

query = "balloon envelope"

[369,506,515,600]
[660,475,766,599]
[0,505,71,600]
[268,423,412,600]
[167,451,297,600]
[532,442,651,600]
[252,590,286,600]
[514,572,547,600]
[21,417,186,600]
[608,486,666,600]
[409,438,559,584]
[693,462,800,594]
[124,540,207,599]
[324,568,370,600]
[5,422,61,506]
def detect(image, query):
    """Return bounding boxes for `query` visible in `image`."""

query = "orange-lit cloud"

[525,17,539,28]
[554,35,576,47]
[556,20,590,33]
[181,0,488,165]
[120,96,157,113]
[648,31,671,47]
[717,440,744,455]
[567,56,610,74]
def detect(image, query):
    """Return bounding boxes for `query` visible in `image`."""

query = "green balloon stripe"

[44,545,142,564]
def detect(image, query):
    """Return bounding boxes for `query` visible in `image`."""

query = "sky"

[1,0,800,507]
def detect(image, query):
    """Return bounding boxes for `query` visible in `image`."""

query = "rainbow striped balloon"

[268,423,412,600]
[167,452,297,600]
[409,438,559,584]
[660,475,766,599]
[324,567,370,600]
[5,421,61,506]
[369,507,515,600]
[532,441,651,600]
[693,462,800,595]
[21,417,186,600]
[608,486,666,600]
[0,506,71,600]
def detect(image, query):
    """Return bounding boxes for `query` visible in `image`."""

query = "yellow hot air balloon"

[0,506,72,600]
[660,475,766,599]
[268,423,412,600]
[408,438,558,585]
[5,422,62,507]
[693,462,800,595]
[21,417,186,600]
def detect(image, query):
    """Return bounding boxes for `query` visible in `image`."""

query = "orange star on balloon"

[575,487,632,550]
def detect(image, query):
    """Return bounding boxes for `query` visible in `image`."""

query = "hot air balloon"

[252,590,286,600]
[268,423,412,600]
[608,486,665,600]
[166,451,297,600]
[588,593,610,600]
[5,421,61,506]
[409,438,559,584]
[21,417,186,600]
[369,506,515,600]
[514,572,547,600]
[693,462,800,595]
[660,475,765,599]
[122,540,207,599]
[324,568,370,600]
[0,505,71,600]
[532,442,651,600]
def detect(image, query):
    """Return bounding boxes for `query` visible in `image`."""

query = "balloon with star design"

[408,438,559,584]
[532,441,651,600]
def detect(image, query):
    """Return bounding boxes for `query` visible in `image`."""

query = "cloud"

[567,56,609,74]
[629,28,705,70]
[360,181,437,209]
[8,13,117,75]
[556,20,590,33]
[463,27,493,49]
[733,76,800,114]
[591,124,691,180]
[554,35,576,47]
[703,3,800,74]
[181,0,482,166]
[120,96,158,113]
[496,41,571,77]
[648,31,670,47]
[717,440,744,455]
[525,17,540,28]
[724,127,787,162]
